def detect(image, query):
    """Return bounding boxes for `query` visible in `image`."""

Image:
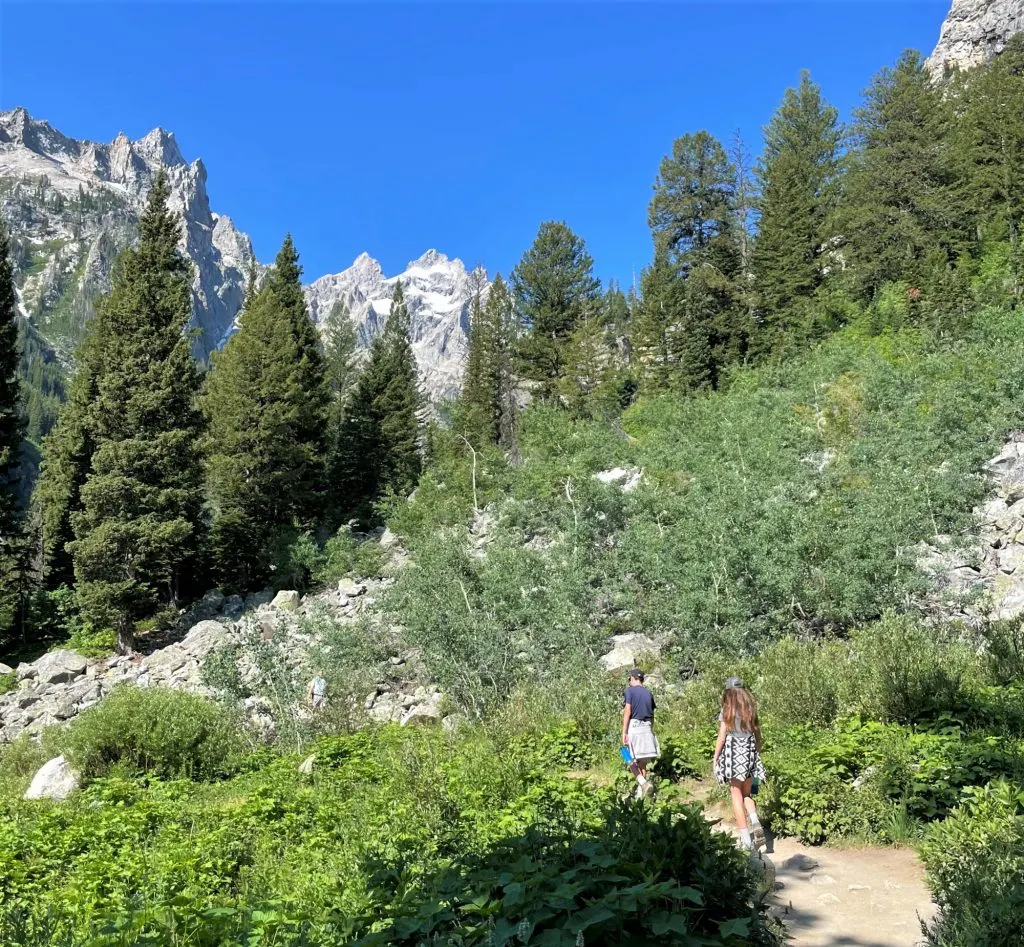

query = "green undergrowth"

[385,312,1024,712]
[0,709,777,946]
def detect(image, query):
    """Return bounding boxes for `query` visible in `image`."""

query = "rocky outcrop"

[919,435,1024,623]
[598,633,663,674]
[927,0,1024,76]
[0,567,447,743]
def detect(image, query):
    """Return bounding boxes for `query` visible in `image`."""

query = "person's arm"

[713,720,728,765]
[621,702,632,746]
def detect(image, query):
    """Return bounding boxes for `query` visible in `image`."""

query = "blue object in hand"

[620,745,634,765]
[751,777,759,796]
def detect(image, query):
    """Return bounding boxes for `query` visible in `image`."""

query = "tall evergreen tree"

[34,330,102,587]
[511,221,601,399]
[646,132,746,385]
[456,290,495,444]
[0,221,27,642]
[839,50,967,302]
[203,238,331,590]
[956,34,1024,305]
[750,72,842,355]
[66,173,205,652]
[649,131,740,275]
[336,282,422,519]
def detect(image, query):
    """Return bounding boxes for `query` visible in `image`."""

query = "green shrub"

[921,781,1024,946]
[315,528,388,584]
[200,642,249,701]
[979,617,1024,685]
[56,686,245,781]
[0,672,14,695]
[838,615,976,724]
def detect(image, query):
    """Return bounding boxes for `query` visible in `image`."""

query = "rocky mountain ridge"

[0,107,254,363]
[0,107,480,405]
[927,0,1024,75]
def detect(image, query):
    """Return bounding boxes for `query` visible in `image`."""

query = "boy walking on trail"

[622,669,660,798]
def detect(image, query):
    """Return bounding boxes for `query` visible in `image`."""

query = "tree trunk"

[116,620,135,656]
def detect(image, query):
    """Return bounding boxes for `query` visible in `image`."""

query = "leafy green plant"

[921,780,1024,946]
[55,685,245,781]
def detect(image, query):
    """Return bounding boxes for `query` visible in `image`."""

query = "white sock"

[740,828,752,846]
[748,811,761,828]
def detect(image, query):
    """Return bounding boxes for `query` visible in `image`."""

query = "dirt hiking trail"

[693,785,936,946]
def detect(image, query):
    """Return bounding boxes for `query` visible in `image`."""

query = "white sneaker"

[749,816,766,851]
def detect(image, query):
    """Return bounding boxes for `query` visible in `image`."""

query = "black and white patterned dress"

[714,719,766,784]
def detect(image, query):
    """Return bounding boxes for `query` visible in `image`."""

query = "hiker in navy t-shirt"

[621,669,660,797]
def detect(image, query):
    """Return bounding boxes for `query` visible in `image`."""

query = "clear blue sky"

[1,1,949,286]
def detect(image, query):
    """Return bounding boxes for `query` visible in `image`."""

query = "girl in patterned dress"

[713,678,767,851]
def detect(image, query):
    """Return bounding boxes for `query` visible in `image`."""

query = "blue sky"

[1,1,949,286]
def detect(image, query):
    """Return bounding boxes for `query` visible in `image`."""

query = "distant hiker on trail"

[307,673,327,712]
[621,668,660,798]
[713,677,767,851]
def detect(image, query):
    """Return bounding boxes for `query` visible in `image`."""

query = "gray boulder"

[338,578,367,598]
[24,755,80,801]
[32,650,88,686]
[181,620,230,653]
[271,589,301,611]
[401,692,444,727]
[598,633,661,674]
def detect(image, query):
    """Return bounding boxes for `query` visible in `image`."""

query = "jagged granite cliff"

[927,0,1024,75]
[0,107,254,363]
[0,108,480,410]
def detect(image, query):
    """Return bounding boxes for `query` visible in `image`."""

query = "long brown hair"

[722,686,759,733]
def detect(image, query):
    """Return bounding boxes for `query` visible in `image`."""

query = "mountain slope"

[0,107,254,365]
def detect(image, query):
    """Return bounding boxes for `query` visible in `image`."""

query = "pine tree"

[336,282,423,519]
[34,330,102,587]
[839,51,967,302]
[649,131,740,275]
[956,34,1024,305]
[323,301,360,409]
[203,238,331,590]
[487,275,520,456]
[67,173,205,652]
[0,221,27,642]
[750,72,842,356]
[646,132,747,383]
[511,221,601,399]
[456,290,494,444]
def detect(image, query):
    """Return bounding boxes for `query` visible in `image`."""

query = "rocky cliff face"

[0,107,254,363]
[304,250,487,401]
[927,0,1024,75]
[0,107,480,406]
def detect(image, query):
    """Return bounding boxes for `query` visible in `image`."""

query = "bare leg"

[743,794,759,822]
[730,780,748,830]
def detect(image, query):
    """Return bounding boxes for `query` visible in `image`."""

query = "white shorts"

[628,719,660,761]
